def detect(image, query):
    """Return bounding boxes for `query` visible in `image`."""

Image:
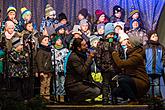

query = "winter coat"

[8,49,29,78]
[112,46,150,98]
[36,45,52,73]
[64,50,94,97]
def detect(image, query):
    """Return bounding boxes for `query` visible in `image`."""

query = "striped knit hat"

[21,7,31,19]
[7,6,16,13]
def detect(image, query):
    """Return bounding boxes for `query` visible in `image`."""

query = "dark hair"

[71,38,83,51]
[24,21,33,29]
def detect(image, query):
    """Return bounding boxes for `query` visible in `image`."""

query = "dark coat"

[112,47,150,98]
[36,45,52,73]
[64,51,93,97]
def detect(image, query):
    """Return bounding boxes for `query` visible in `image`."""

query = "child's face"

[58,28,65,34]
[98,27,104,35]
[106,33,114,39]
[92,40,99,48]
[55,39,62,46]
[8,11,16,20]
[41,37,49,46]
[98,14,105,22]
[60,19,67,25]
[115,26,122,34]
[80,24,88,32]
[78,14,85,20]
[16,44,23,52]
[120,39,128,46]
[26,23,33,32]
[6,26,15,34]
[115,12,122,18]
[132,13,139,19]
[150,33,158,42]
[24,14,31,22]
[132,21,139,29]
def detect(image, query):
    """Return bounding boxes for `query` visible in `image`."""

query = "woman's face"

[132,13,139,19]
[98,14,105,22]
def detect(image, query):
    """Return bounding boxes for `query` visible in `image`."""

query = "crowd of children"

[0,4,165,104]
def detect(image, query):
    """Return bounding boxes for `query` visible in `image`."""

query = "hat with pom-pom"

[7,6,16,13]
[21,7,31,19]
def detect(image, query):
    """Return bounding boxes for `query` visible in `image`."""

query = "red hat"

[95,10,105,19]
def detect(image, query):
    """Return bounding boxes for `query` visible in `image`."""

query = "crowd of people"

[0,4,165,105]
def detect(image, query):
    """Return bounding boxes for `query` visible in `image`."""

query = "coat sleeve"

[112,51,143,68]
[70,54,93,77]
[95,42,102,70]
[36,51,44,73]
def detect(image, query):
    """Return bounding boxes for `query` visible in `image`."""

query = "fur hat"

[79,19,88,26]
[97,23,105,31]
[78,8,88,18]
[113,5,122,15]
[95,10,105,20]
[114,21,125,30]
[104,23,115,36]
[45,4,56,18]
[128,33,143,47]
[21,7,31,19]
[38,35,48,44]
[12,37,23,48]
[7,6,16,13]
[72,25,82,35]
[58,12,67,22]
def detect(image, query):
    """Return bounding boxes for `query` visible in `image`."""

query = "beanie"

[58,13,67,22]
[97,23,105,31]
[119,32,129,42]
[12,37,23,48]
[79,19,88,26]
[38,35,49,44]
[7,6,16,13]
[95,10,105,20]
[54,23,65,32]
[52,35,61,44]
[130,7,139,17]
[114,21,125,30]
[21,7,31,19]
[113,5,122,15]
[45,4,56,18]
[5,20,15,29]
[104,23,115,36]
[90,35,100,47]
[72,25,82,35]
[78,8,88,18]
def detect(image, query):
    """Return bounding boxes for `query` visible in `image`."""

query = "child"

[94,23,105,39]
[8,37,29,100]
[36,35,52,101]
[95,23,119,104]
[51,35,68,102]
[19,7,37,32]
[40,4,58,34]
[1,6,20,32]
[109,5,124,23]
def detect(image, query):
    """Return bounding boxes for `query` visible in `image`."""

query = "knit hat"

[114,21,125,30]
[5,20,15,29]
[38,35,49,44]
[104,23,115,36]
[119,32,129,42]
[113,5,122,15]
[130,19,140,29]
[21,7,31,19]
[79,19,88,26]
[97,23,105,31]
[128,33,143,47]
[45,4,56,18]
[58,13,67,22]
[12,37,23,48]
[90,35,100,47]
[78,8,88,18]
[7,6,16,13]
[130,7,139,17]
[72,25,82,35]
[95,10,105,20]
[52,35,61,44]
[54,23,65,32]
